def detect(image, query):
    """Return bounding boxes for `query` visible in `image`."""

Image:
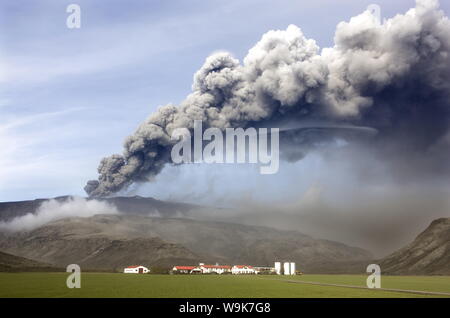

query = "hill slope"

[0,250,60,272]
[0,214,371,272]
[0,198,48,222]
[0,195,198,222]
[380,218,450,275]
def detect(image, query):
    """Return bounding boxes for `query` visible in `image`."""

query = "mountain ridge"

[0,214,372,272]
[380,217,450,275]
[0,195,199,222]
[0,250,61,272]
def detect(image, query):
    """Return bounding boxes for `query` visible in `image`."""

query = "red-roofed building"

[172,266,197,274]
[231,265,257,275]
[172,263,232,274]
[198,263,231,274]
[172,263,269,275]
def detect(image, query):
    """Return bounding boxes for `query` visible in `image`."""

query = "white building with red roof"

[123,265,150,274]
[231,265,257,275]
[198,264,231,274]
[172,266,198,274]
[172,263,232,274]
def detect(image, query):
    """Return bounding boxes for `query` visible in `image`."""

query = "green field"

[0,273,449,298]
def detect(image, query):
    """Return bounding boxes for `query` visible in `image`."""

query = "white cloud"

[0,108,89,194]
[0,10,213,85]
[0,196,118,231]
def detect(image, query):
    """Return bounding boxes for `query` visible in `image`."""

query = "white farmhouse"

[199,264,231,274]
[172,266,197,274]
[231,265,257,275]
[123,265,150,274]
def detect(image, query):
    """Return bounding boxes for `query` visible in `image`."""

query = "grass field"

[0,273,449,298]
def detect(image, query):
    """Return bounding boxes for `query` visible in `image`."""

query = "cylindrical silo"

[290,262,296,275]
[274,262,281,275]
[283,262,291,275]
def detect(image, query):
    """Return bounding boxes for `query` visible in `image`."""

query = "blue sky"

[1,0,449,202]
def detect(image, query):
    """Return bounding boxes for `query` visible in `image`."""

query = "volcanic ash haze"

[85,0,450,197]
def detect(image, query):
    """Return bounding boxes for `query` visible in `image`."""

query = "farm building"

[231,265,257,275]
[172,262,296,275]
[172,266,197,274]
[199,264,231,274]
[253,266,276,274]
[172,263,273,275]
[172,263,232,274]
[123,265,150,274]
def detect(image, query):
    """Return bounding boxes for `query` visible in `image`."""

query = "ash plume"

[86,0,450,197]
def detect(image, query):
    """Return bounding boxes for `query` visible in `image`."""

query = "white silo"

[290,262,296,275]
[274,262,281,275]
[283,262,291,275]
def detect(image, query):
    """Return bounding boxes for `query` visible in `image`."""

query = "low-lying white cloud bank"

[0,196,118,231]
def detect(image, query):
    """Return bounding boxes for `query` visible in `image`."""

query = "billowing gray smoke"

[86,0,450,197]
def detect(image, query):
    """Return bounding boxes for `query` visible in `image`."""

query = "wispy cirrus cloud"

[0,108,93,198]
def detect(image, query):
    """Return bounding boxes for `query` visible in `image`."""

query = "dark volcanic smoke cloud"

[86,0,450,197]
